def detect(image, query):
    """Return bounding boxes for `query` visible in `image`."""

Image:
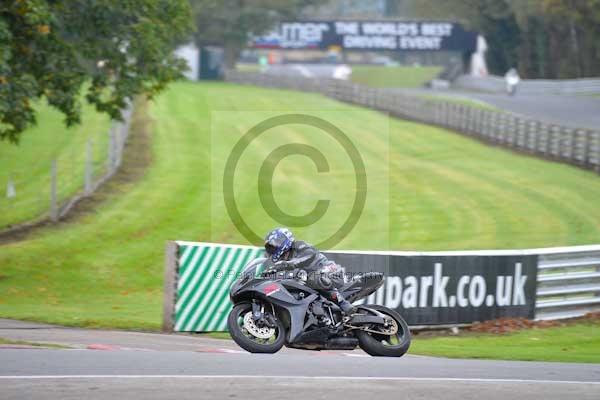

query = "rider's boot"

[331,289,356,315]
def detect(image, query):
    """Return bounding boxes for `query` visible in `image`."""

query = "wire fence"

[224,70,600,175]
[0,103,133,231]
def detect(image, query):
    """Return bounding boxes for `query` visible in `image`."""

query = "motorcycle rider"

[262,227,356,314]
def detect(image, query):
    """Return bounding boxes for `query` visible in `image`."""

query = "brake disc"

[243,311,275,339]
[377,318,399,335]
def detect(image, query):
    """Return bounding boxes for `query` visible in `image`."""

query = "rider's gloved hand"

[273,260,289,270]
[265,261,288,273]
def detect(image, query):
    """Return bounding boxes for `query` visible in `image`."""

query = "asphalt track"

[265,64,600,130]
[2,67,598,399]
[393,88,600,130]
[1,319,599,399]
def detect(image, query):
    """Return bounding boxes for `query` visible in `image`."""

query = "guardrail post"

[84,139,93,195]
[527,121,536,153]
[107,126,116,172]
[163,241,178,332]
[480,110,489,139]
[507,116,516,147]
[561,127,570,161]
[497,113,505,144]
[50,160,58,222]
[541,123,550,156]
[517,118,525,149]
[115,122,123,168]
[475,108,483,137]
[591,130,600,174]
[549,125,558,158]
[572,129,582,164]
[583,130,591,168]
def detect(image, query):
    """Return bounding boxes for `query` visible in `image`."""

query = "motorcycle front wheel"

[355,305,411,357]
[227,302,286,353]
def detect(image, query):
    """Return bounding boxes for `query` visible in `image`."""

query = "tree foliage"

[189,0,318,67]
[410,0,520,75]
[0,0,192,143]
[537,0,600,78]
[410,0,600,78]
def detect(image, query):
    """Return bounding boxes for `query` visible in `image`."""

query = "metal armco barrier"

[224,70,600,175]
[164,241,600,332]
[535,245,600,321]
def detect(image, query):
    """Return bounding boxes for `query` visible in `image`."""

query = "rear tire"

[356,305,411,357]
[227,302,286,354]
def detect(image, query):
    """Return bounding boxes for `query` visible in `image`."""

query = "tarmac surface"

[1,319,599,399]
[264,64,600,130]
[392,88,600,130]
[2,66,599,399]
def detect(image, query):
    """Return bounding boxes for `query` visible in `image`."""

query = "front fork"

[251,301,262,320]
[251,300,277,328]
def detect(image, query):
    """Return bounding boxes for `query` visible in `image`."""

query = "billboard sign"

[251,21,478,52]
[326,251,538,325]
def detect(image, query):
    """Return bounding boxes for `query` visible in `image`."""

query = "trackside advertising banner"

[170,242,538,331]
[325,252,538,325]
[250,20,478,52]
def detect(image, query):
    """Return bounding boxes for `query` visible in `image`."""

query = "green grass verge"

[236,63,263,73]
[418,94,498,111]
[350,65,442,88]
[412,322,600,363]
[1,81,600,330]
[0,337,68,349]
[0,99,111,229]
[204,332,232,340]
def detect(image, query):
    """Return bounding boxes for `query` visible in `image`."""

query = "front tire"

[356,305,411,357]
[227,302,286,354]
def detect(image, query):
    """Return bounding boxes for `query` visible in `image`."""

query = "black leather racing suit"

[263,241,349,308]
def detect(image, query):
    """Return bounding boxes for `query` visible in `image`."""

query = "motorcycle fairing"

[231,279,319,343]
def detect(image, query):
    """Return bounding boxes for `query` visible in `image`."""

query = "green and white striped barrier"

[163,241,263,332]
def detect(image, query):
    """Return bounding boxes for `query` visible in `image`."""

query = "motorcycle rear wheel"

[227,302,286,354]
[356,305,411,357]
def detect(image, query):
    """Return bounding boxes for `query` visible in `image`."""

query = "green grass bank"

[1,81,600,331]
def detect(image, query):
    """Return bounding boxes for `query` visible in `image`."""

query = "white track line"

[342,353,369,358]
[0,376,598,385]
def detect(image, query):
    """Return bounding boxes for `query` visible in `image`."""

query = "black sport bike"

[227,258,411,357]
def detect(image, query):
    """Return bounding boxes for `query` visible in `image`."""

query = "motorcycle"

[227,258,411,357]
